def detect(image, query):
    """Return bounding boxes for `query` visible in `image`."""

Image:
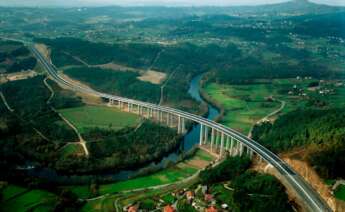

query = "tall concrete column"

[220,133,225,157]
[203,126,208,144]
[225,136,230,151]
[181,118,186,133]
[166,113,169,126]
[158,111,161,123]
[230,137,234,156]
[199,124,204,145]
[211,128,215,152]
[177,115,181,134]
[216,131,220,154]
[239,143,243,156]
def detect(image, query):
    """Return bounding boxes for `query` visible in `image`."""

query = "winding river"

[27,74,219,182]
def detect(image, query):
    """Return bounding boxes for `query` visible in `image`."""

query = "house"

[221,203,229,209]
[204,194,214,202]
[206,205,218,212]
[127,205,138,212]
[186,191,195,201]
[163,205,175,212]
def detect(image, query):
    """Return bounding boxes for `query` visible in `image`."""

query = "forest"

[1,76,78,142]
[199,156,292,211]
[64,67,161,103]
[252,108,345,179]
[0,40,37,73]
[55,121,181,174]
[36,37,161,69]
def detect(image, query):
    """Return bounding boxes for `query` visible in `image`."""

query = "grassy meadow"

[59,105,140,133]
[204,78,345,134]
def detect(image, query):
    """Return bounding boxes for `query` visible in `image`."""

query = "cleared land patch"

[138,70,167,84]
[59,143,85,157]
[59,105,140,133]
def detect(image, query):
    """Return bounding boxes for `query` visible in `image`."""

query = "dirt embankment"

[198,72,225,122]
[59,72,103,105]
[252,152,344,212]
[35,43,51,61]
[282,155,344,212]
[137,70,166,85]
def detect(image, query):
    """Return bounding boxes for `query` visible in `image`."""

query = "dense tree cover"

[64,67,161,103]
[291,12,345,39]
[231,171,293,212]
[252,108,345,179]
[1,76,78,142]
[199,156,251,184]
[0,112,60,180]
[55,121,181,173]
[199,156,292,211]
[50,49,83,68]
[9,46,30,57]
[153,43,242,74]
[47,79,84,109]
[0,41,36,73]
[7,56,37,73]
[36,37,161,68]
[211,58,332,84]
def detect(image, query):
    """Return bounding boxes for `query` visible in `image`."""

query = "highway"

[29,45,332,212]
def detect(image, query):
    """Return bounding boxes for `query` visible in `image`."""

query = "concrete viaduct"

[29,44,332,212]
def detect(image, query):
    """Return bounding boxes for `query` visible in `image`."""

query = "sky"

[0,0,344,7]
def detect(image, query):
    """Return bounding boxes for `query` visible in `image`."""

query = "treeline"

[199,156,292,211]
[1,76,78,142]
[7,57,37,73]
[0,41,37,73]
[50,50,83,68]
[153,43,242,74]
[54,121,181,173]
[47,79,84,109]
[64,67,161,103]
[211,57,332,84]
[290,12,345,39]
[36,37,161,69]
[252,108,345,179]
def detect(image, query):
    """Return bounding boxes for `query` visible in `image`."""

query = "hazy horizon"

[0,0,344,7]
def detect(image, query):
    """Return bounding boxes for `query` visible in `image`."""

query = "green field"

[205,82,280,134]
[1,185,28,201]
[1,186,56,211]
[70,149,214,200]
[59,143,84,157]
[335,184,345,201]
[204,79,345,134]
[59,105,140,133]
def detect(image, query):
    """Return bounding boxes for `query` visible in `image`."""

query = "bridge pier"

[220,132,225,157]
[211,128,215,152]
[203,126,208,144]
[177,115,181,134]
[230,137,234,156]
[199,124,204,145]
[181,118,186,133]
[216,131,221,154]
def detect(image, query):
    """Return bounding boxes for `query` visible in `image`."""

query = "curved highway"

[29,45,332,212]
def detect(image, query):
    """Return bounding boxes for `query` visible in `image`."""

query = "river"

[27,74,220,182]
